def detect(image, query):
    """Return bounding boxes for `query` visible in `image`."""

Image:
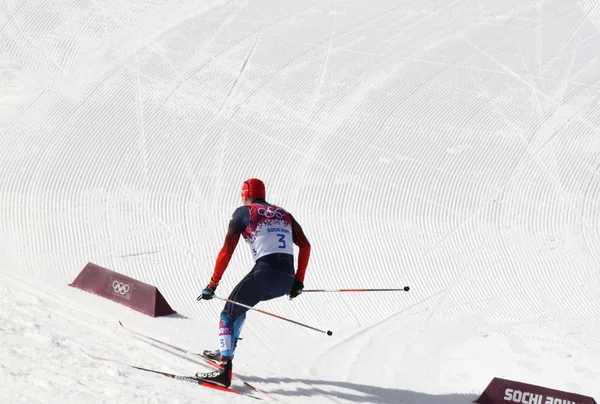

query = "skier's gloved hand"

[197,279,218,300]
[289,279,304,300]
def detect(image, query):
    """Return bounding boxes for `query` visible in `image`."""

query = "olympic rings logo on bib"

[112,280,130,295]
[257,207,284,219]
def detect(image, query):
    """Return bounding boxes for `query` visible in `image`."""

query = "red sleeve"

[211,220,241,283]
[291,216,311,283]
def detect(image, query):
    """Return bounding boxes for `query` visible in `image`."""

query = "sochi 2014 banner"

[475,377,596,404]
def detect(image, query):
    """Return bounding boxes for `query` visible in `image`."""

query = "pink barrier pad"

[475,377,596,404]
[69,262,176,317]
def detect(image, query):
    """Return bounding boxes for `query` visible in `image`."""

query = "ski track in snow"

[1,0,600,403]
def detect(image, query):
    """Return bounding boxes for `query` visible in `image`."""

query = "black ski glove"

[289,279,304,299]
[197,279,218,300]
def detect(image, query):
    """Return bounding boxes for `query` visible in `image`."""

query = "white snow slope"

[2,0,600,403]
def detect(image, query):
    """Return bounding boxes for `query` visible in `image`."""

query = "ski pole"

[303,286,410,293]
[213,295,333,336]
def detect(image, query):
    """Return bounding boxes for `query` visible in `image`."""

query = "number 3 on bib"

[277,234,286,249]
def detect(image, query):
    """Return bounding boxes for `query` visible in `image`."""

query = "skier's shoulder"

[232,205,250,218]
[230,206,251,230]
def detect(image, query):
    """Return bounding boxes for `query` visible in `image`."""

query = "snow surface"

[2,0,600,403]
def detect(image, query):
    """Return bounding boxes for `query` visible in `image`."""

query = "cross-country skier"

[195,178,311,387]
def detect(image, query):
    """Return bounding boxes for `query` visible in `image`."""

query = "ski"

[118,321,275,401]
[80,348,262,400]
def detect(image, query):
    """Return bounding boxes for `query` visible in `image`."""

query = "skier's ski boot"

[195,360,232,388]
[202,349,221,362]
[202,339,240,362]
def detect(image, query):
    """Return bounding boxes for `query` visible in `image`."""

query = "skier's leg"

[218,271,261,361]
[196,285,253,386]
[215,255,294,360]
[218,311,246,360]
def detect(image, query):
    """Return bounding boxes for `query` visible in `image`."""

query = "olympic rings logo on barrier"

[112,280,131,295]
[258,207,284,219]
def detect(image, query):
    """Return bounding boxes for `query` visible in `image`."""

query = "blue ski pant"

[218,253,295,359]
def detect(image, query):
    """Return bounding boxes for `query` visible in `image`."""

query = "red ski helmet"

[241,178,266,199]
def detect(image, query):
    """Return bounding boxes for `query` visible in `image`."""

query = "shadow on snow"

[239,375,478,404]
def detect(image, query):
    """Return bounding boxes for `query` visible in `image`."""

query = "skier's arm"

[210,207,247,284]
[210,220,241,283]
[291,216,311,283]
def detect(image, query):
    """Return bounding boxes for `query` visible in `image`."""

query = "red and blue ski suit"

[211,199,310,359]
